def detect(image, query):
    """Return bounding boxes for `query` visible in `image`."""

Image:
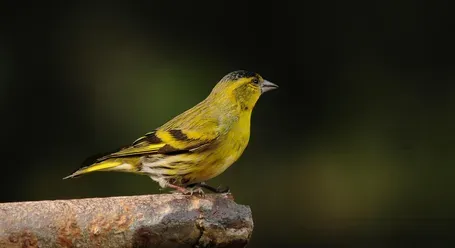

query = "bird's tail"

[63,159,136,179]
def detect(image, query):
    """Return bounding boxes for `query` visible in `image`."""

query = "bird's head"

[210,70,278,110]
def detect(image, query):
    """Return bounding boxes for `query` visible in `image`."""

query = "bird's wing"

[96,127,219,161]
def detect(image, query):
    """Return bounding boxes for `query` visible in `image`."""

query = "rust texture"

[0,194,253,248]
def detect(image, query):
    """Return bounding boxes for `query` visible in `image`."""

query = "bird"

[63,70,278,193]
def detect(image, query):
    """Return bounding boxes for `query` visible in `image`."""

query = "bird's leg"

[167,183,188,194]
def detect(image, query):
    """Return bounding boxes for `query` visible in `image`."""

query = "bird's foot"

[167,183,205,196]
[186,186,205,196]
[168,182,230,196]
[191,182,230,194]
[167,183,189,194]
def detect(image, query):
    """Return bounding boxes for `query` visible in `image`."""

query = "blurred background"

[1,1,455,247]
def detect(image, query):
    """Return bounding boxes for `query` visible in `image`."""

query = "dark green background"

[1,1,455,247]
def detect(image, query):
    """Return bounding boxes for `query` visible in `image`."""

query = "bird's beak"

[261,80,279,93]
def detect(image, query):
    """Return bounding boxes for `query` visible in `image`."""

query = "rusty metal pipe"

[0,194,253,248]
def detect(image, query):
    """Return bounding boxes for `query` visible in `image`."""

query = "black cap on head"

[224,70,258,81]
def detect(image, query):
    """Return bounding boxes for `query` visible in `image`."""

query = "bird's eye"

[251,78,259,84]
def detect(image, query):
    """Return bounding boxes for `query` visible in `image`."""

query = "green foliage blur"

[2,1,455,247]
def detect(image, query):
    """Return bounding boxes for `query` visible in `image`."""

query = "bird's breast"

[196,113,251,179]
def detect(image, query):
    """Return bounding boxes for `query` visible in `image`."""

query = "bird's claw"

[169,182,230,196]
[186,187,205,196]
[196,182,230,193]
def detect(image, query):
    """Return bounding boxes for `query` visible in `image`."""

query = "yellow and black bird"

[64,70,278,193]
